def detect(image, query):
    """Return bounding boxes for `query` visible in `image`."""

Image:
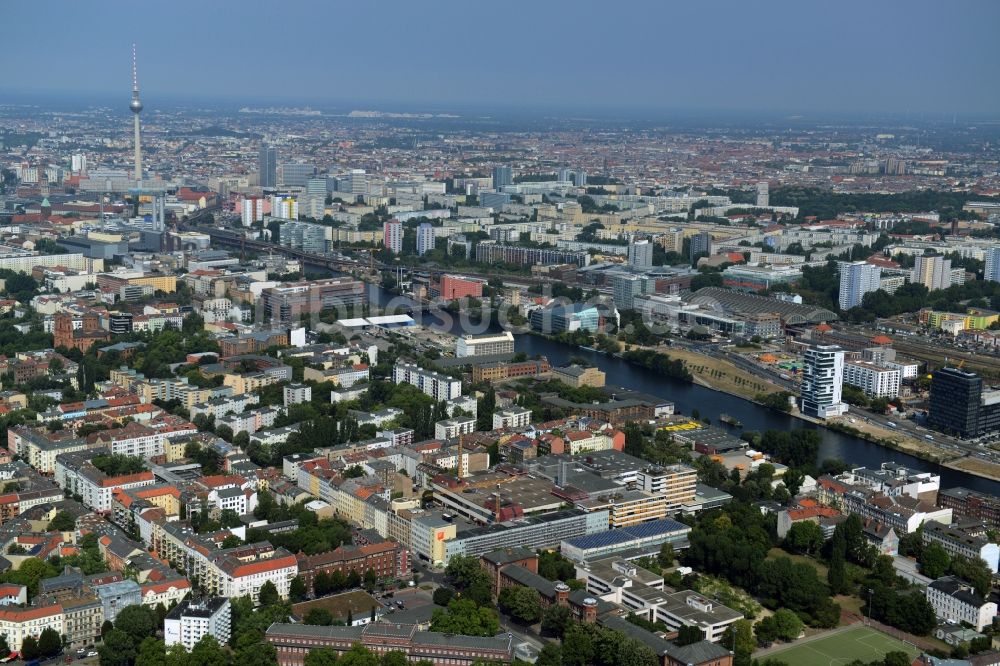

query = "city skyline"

[3,0,999,117]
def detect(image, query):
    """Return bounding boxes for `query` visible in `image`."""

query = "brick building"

[53,311,109,352]
[266,622,513,666]
[296,541,406,594]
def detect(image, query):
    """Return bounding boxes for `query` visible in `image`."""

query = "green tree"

[47,510,77,532]
[657,542,675,568]
[258,580,280,607]
[498,585,542,624]
[37,627,61,656]
[432,586,454,607]
[99,629,137,666]
[771,608,804,641]
[337,644,379,666]
[723,619,756,666]
[314,571,333,596]
[785,520,824,556]
[919,542,951,579]
[536,642,562,666]
[20,636,40,661]
[827,529,848,595]
[289,575,307,601]
[234,638,276,666]
[540,603,571,638]
[115,604,156,645]
[537,550,576,581]
[949,555,993,596]
[135,637,167,666]
[883,652,911,666]
[304,608,334,626]
[754,615,779,645]
[561,622,595,666]
[304,648,340,666]
[189,635,229,666]
[381,652,409,666]
[221,534,242,549]
[675,625,704,646]
[429,599,499,637]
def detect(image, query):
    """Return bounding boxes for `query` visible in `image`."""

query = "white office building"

[913,254,954,291]
[628,240,653,269]
[800,344,848,419]
[984,247,1000,283]
[164,598,232,651]
[416,223,436,256]
[756,182,769,208]
[612,274,654,311]
[270,196,298,220]
[843,360,901,398]
[455,332,515,358]
[838,261,882,310]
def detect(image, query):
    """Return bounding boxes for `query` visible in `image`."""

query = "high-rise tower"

[129,44,143,188]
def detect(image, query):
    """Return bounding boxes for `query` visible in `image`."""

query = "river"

[350,277,1000,494]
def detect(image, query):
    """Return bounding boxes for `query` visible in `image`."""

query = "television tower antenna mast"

[129,44,144,190]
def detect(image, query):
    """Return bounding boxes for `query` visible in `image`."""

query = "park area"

[764,625,919,666]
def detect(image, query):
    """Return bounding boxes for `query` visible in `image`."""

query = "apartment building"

[7,426,93,474]
[563,430,615,455]
[190,393,260,421]
[926,576,997,631]
[55,451,155,513]
[493,407,532,430]
[434,417,476,440]
[197,543,298,604]
[0,604,65,653]
[392,363,461,401]
[216,406,283,437]
[839,488,951,534]
[843,360,901,398]
[88,421,165,459]
[164,598,232,651]
[922,521,1000,573]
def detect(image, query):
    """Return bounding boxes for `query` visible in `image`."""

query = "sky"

[6,0,999,117]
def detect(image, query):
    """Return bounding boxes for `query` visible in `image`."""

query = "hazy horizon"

[5,0,999,118]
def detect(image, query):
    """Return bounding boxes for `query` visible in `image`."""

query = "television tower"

[129,44,143,189]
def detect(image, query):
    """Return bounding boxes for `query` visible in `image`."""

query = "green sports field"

[763,625,920,666]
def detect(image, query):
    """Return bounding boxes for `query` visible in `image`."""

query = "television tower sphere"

[130,97,143,114]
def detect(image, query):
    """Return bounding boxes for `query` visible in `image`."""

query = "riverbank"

[944,457,1000,482]
[806,415,958,465]
[619,343,784,399]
